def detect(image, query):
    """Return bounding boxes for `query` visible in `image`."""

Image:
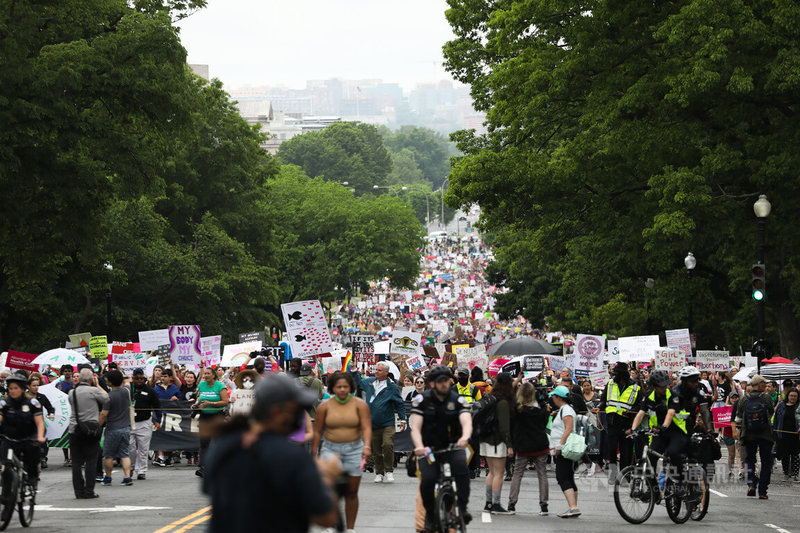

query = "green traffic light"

[752,289,765,301]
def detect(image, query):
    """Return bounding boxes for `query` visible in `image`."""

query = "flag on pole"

[342,351,354,372]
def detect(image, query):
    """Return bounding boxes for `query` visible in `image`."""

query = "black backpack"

[744,394,769,432]
[471,394,498,439]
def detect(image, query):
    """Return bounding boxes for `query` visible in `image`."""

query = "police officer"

[453,368,481,404]
[599,362,642,477]
[628,370,672,446]
[658,366,712,471]
[0,372,45,486]
[410,366,473,532]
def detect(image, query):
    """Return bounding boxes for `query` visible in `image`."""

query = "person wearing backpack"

[549,385,580,518]
[732,374,775,499]
[507,381,550,516]
[478,372,514,515]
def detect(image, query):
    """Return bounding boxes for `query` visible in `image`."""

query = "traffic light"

[751,263,765,301]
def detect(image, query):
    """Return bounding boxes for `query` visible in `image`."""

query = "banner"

[238,331,266,344]
[695,350,730,373]
[38,383,71,440]
[654,348,683,372]
[389,330,423,357]
[575,334,605,375]
[168,325,202,366]
[221,342,262,367]
[149,400,199,451]
[6,351,39,372]
[201,335,222,366]
[351,335,376,364]
[89,336,109,360]
[454,345,489,371]
[711,405,733,429]
[281,300,334,358]
[138,329,170,352]
[113,352,147,376]
[665,328,692,358]
[618,335,660,362]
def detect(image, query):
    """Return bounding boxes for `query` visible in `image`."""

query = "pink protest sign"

[712,405,733,429]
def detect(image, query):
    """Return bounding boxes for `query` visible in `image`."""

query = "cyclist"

[627,370,672,445]
[0,372,45,488]
[410,366,472,532]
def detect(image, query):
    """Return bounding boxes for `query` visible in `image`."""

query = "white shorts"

[480,442,507,458]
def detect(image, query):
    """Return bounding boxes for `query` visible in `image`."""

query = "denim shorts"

[103,427,130,458]
[321,439,364,477]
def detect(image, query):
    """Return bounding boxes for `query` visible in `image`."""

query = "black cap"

[456,367,469,376]
[132,368,145,376]
[252,373,318,420]
[299,363,312,377]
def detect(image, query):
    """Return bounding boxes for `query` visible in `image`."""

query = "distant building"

[189,64,209,80]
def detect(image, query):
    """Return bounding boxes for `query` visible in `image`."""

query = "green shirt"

[198,380,227,414]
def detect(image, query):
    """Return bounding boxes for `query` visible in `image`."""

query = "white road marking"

[765,524,792,533]
[36,505,171,514]
[710,488,728,497]
[481,511,492,523]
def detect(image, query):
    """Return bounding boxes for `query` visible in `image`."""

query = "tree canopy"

[443,0,800,355]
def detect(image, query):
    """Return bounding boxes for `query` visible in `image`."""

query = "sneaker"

[164,458,173,467]
[558,508,581,518]
[374,474,383,483]
[195,469,204,478]
[101,477,112,486]
[95,474,104,482]
[540,503,549,516]
[136,474,146,481]
[747,487,756,497]
[82,492,100,499]
[506,503,516,515]
[153,458,167,467]
[63,460,71,467]
[483,502,492,512]
[490,503,512,515]
[384,472,394,483]
[759,494,768,500]
[121,477,133,486]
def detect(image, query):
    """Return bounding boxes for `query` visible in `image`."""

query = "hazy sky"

[176,0,458,90]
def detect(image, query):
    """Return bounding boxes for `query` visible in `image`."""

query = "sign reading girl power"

[168,325,202,366]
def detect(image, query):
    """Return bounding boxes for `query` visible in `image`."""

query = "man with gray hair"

[352,362,406,483]
[68,368,108,499]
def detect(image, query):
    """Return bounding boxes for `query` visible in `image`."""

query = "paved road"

[20,457,800,532]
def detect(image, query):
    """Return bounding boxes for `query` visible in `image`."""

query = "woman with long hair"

[193,367,229,477]
[774,387,800,482]
[480,372,514,514]
[507,381,550,515]
[549,385,580,518]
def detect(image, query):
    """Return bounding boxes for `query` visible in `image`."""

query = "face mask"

[242,380,254,390]
[458,376,469,386]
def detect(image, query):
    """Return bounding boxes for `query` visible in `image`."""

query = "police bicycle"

[425,444,467,533]
[613,429,710,524]
[0,435,36,530]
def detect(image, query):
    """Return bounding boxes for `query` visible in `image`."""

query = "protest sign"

[712,405,733,429]
[454,345,489,371]
[200,335,222,366]
[441,352,458,368]
[665,328,692,358]
[114,352,147,375]
[406,354,428,372]
[220,341,262,367]
[695,350,730,372]
[281,300,334,358]
[6,351,39,372]
[144,356,159,378]
[618,335,660,362]
[168,325,202,366]
[138,329,170,352]
[502,360,522,378]
[575,334,605,374]
[607,340,620,365]
[153,345,170,366]
[38,383,71,440]
[149,400,199,451]
[230,389,256,417]
[68,333,92,348]
[522,355,546,373]
[389,330,423,357]
[351,335,376,364]
[89,336,108,360]
[547,356,567,373]
[589,370,610,390]
[654,348,683,372]
[238,331,266,344]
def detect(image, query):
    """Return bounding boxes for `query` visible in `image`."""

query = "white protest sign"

[351,335,375,364]
[575,334,605,374]
[281,300,334,358]
[113,352,147,376]
[607,340,620,365]
[406,354,428,371]
[696,350,730,372]
[201,335,222,366]
[138,329,170,352]
[168,325,202,366]
[654,348,683,372]
[665,328,692,357]
[38,383,70,440]
[389,330,423,357]
[220,342,262,367]
[144,356,159,378]
[547,356,567,373]
[454,345,489,371]
[589,369,610,390]
[618,335,660,362]
[229,389,256,417]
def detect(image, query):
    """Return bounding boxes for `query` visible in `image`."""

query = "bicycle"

[0,435,37,530]
[425,444,468,533]
[613,429,710,525]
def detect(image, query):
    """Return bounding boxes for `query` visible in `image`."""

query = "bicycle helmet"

[678,366,700,380]
[649,370,671,388]
[428,365,453,382]
[5,372,28,389]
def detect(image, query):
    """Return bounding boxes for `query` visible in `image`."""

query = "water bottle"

[658,471,666,490]
[424,447,436,464]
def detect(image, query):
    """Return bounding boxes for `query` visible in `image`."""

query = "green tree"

[386,149,428,187]
[443,1,800,354]
[381,126,453,189]
[276,122,392,195]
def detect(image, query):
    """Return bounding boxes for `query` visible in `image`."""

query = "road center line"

[174,513,211,533]
[152,505,212,533]
[766,524,792,533]
[709,488,728,498]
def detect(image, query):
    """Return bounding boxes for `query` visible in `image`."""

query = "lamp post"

[439,177,450,231]
[104,262,113,337]
[684,252,696,355]
[753,194,771,371]
[400,186,430,230]
[372,185,400,196]
[645,278,654,334]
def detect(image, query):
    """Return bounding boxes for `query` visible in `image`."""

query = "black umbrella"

[487,336,560,356]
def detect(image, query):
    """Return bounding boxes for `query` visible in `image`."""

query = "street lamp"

[373,185,400,196]
[438,177,450,230]
[753,194,771,371]
[685,252,696,355]
[104,262,113,338]
[400,186,430,230]
[644,278,654,334]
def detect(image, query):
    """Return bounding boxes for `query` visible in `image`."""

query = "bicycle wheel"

[435,487,461,533]
[690,473,710,522]
[0,469,18,531]
[664,478,692,524]
[17,479,34,528]
[613,464,656,525]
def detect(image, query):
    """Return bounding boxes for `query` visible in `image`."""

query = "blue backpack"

[743,394,769,432]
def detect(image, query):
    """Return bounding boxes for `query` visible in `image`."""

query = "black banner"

[149,400,200,451]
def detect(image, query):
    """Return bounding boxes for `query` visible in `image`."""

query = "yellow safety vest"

[647,389,671,428]
[605,382,640,415]
[456,383,480,404]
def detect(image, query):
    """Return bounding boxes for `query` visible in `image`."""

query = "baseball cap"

[549,385,570,399]
[132,368,145,376]
[750,375,766,385]
[299,363,312,377]
[253,373,318,418]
